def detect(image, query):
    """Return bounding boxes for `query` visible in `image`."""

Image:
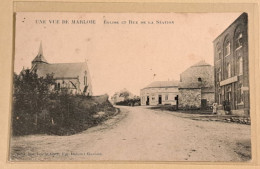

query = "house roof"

[190,60,211,67]
[143,80,179,89]
[36,62,86,78]
[179,82,201,89]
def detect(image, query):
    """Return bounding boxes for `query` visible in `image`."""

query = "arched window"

[216,68,221,82]
[224,36,231,56]
[227,63,231,78]
[84,71,87,85]
[216,43,221,60]
[234,26,243,49]
[239,57,243,75]
[225,42,230,56]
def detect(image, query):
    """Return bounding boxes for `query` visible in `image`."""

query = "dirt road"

[10,106,251,161]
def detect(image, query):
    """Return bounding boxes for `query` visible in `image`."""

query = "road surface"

[10,106,251,161]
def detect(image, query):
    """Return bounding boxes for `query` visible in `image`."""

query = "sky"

[14,12,242,97]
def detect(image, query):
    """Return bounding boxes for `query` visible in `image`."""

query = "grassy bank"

[12,94,118,136]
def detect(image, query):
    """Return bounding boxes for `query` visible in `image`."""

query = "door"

[146,96,150,105]
[201,99,207,109]
[158,95,162,104]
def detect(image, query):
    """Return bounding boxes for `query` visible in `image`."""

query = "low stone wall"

[224,117,251,125]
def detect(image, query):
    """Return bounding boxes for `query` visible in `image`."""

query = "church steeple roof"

[32,41,48,64]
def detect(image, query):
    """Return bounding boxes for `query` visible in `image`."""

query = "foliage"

[115,97,141,106]
[12,70,116,136]
[12,69,55,135]
[119,91,130,99]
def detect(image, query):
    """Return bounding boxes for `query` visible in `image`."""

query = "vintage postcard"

[9,12,252,162]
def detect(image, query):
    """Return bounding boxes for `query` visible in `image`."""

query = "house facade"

[178,60,215,109]
[30,42,92,95]
[140,81,179,106]
[213,13,249,116]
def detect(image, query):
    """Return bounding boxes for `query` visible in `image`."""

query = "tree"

[12,69,55,135]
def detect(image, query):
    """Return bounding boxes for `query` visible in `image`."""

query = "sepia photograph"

[9,12,251,162]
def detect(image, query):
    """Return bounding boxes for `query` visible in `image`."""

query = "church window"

[198,77,202,82]
[84,76,87,85]
[84,71,87,85]
[58,83,60,90]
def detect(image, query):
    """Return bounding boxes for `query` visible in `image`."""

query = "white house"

[140,81,179,106]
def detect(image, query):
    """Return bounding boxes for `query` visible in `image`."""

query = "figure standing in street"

[213,103,218,114]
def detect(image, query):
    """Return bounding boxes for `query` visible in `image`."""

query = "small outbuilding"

[178,60,215,109]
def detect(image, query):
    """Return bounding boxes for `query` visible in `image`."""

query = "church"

[30,42,92,95]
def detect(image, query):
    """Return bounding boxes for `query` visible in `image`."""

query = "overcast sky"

[14,12,241,96]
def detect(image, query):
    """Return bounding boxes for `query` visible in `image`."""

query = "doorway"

[146,96,150,105]
[158,95,162,104]
[201,99,207,109]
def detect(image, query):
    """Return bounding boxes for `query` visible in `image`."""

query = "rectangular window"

[165,95,168,100]
[237,84,243,104]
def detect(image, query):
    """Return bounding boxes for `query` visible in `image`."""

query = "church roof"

[143,80,179,89]
[32,42,48,63]
[36,62,86,78]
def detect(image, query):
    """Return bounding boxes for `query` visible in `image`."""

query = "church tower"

[31,41,48,69]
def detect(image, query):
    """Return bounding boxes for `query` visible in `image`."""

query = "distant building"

[213,13,249,115]
[140,81,179,106]
[30,42,92,95]
[178,60,215,109]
